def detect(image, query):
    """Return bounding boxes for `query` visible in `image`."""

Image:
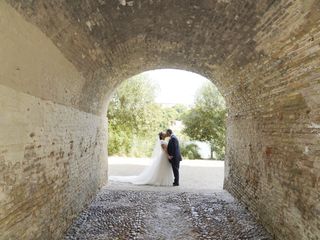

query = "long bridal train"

[109,139,173,186]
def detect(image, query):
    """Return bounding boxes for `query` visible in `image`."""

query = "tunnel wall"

[0,3,107,239]
[224,1,320,239]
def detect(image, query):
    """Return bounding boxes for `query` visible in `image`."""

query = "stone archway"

[0,0,319,239]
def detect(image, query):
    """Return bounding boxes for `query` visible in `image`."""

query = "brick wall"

[0,3,107,239]
[0,86,107,239]
[224,1,320,239]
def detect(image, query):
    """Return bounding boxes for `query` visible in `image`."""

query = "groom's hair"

[166,129,173,135]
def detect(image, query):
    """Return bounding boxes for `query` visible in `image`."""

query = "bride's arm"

[161,143,168,154]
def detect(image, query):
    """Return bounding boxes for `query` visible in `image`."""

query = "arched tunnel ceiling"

[5,0,320,114]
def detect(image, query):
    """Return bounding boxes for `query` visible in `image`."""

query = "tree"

[107,74,160,156]
[182,83,226,160]
[180,142,201,159]
[107,74,183,157]
[172,104,189,120]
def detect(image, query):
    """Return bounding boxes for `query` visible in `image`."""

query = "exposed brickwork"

[223,1,320,239]
[1,0,320,239]
[0,86,107,239]
[0,3,107,239]
[5,0,277,114]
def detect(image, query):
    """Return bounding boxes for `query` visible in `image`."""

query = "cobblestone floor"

[64,183,272,240]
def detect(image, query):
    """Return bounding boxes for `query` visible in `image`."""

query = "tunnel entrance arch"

[106,69,227,190]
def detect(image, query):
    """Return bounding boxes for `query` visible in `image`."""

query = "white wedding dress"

[109,139,173,186]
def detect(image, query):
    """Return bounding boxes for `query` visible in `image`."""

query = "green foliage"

[172,104,189,120]
[180,142,201,159]
[182,83,226,160]
[107,74,188,157]
[108,75,157,156]
[107,74,224,159]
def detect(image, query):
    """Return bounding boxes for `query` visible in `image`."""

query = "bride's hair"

[158,132,165,140]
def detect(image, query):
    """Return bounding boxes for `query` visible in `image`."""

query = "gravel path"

[65,185,272,240]
[64,158,272,239]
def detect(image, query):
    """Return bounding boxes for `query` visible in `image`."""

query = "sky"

[144,69,211,106]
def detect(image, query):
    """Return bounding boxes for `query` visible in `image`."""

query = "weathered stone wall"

[0,86,107,239]
[0,2,107,239]
[1,0,320,239]
[224,1,320,239]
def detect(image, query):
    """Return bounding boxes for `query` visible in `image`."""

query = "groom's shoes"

[173,183,179,186]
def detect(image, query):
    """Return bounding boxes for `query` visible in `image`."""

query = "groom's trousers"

[171,160,180,184]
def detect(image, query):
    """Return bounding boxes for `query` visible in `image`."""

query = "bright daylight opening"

[107,69,226,190]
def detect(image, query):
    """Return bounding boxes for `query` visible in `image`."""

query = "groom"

[166,129,182,186]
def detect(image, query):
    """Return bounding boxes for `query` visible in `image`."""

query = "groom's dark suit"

[167,134,182,185]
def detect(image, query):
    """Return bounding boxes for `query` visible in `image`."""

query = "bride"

[109,132,173,186]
